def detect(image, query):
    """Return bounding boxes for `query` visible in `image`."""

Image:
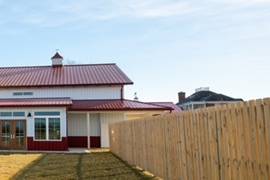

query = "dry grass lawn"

[0,152,153,180]
[81,153,145,179]
[0,153,42,179]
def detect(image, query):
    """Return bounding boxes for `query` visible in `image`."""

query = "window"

[13,92,33,96]
[34,112,60,116]
[13,92,23,96]
[34,112,61,141]
[34,118,46,140]
[23,92,33,96]
[0,112,25,117]
[13,112,25,117]
[49,118,60,140]
[0,112,12,117]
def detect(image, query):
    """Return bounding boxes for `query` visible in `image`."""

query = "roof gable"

[0,63,133,88]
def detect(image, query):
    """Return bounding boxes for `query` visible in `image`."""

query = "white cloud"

[0,0,269,27]
[0,0,199,27]
[209,0,270,6]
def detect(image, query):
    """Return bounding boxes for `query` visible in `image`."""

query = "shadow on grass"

[111,153,156,180]
[81,152,155,180]
[12,153,47,180]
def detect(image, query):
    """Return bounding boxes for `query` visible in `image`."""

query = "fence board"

[109,98,270,180]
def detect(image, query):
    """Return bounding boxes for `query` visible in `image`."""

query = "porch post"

[87,113,90,149]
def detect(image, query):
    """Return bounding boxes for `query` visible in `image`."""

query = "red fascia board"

[0,104,72,108]
[0,82,134,89]
[68,108,172,111]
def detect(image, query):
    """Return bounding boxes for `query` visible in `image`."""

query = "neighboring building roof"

[0,63,133,88]
[177,90,243,105]
[0,98,72,107]
[149,102,182,112]
[69,99,173,111]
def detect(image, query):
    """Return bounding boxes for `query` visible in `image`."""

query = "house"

[0,52,177,151]
[177,87,243,110]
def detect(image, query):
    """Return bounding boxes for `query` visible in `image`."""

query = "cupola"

[51,51,63,67]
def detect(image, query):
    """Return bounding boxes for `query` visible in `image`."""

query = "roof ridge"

[0,63,117,69]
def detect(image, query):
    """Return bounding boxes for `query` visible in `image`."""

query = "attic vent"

[195,87,210,92]
[51,51,63,67]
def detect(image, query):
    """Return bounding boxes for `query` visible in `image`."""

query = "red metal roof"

[0,64,133,88]
[0,98,72,107]
[69,99,173,111]
[0,98,179,112]
[149,102,182,112]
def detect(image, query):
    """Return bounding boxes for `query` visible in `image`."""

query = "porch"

[67,112,125,149]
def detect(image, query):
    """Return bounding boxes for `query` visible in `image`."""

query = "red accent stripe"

[67,136,101,148]
[68,136,87,148]
[27,137,68,151]
[90,137,101,148]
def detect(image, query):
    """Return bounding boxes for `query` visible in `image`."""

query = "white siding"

[0,86,121,100]
[90,114,101,136]
[67,113,87,136]
[100,112,125,148]
[67,113,101,136]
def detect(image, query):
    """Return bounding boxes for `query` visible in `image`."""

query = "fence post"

[215,107,222,180]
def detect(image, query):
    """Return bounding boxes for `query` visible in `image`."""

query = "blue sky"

[0,0,269,103]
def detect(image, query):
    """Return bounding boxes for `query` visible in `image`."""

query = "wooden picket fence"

[109,98,270,180]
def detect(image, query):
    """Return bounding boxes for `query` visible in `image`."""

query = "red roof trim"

[0,98,72,107]
[68,108,170,112]
[148,102,182,112]
[0,83,133,89]
[0,98,176,111]
[69,99,173,111]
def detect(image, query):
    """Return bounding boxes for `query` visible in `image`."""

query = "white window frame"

[34,113,61,141]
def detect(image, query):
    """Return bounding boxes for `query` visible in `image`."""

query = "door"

[0,120,26,150]
[0,121,12,149]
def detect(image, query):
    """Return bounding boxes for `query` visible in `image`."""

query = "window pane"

[13,92,23,96]
[34,118,46,140]
[13,92,33,96]
[49,118,60,140]
[2,121,11,145]
[0,112,12,117]
[34,112,60,116]
[13,112,25,117]
[23,92,33,96]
